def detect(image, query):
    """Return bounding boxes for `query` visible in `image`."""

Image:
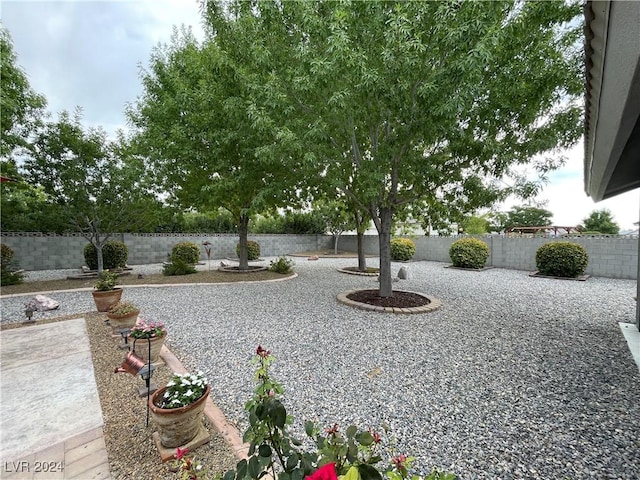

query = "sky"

[1,0,638,232]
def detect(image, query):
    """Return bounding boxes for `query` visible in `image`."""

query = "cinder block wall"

[0,233,332,270]
[335,234,638,279]
[1,232,636,279]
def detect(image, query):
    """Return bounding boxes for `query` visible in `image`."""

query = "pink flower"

[256,345,270,358]
[325,423,339,435]
[370,429,381,444]
[305,463,337,480]
[175,447,189,460]
[392,455,407,469]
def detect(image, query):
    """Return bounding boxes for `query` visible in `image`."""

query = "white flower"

[166,380,176,387]
[185,389,194,397]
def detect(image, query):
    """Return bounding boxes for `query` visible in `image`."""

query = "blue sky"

[1,0,637,231]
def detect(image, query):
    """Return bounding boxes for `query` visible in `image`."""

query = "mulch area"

[346,289,431,308]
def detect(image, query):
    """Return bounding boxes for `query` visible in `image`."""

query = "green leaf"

[345,425,358,438]
[357,464,382,480]
[355,431,374,446]
[305,420,315,437]
[286,452,299,471]
[269,399,287,429]
[248,456,261,479]
[258,444,272,458]
[342,466,361,480]
[236,459,247,480]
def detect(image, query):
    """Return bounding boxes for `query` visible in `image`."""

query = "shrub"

[163,259,197,276]
[237,240,260,260]
[449,238,490,269]
[171,241,200,265]
[390,238,416,261]
[536,242,588,278]
[269,256,294,274]
[282,211,326,234]
[0,244,24,286]
[84,241,128,270]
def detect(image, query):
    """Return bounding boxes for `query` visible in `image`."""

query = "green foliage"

[171,241,200,265]
[282,211,326,234]
[84,241,128,271]
[220,347,456,480]
[162,258,197,276]
[536,242,588,278]
[94,270,119,291]
[269,257,294,274]
[181,210,238,233]
[501,206,554,231]
[582,209,619,235]
[0,243,24,286]
[460,216,489,235]
[251,215,284,234]
[1,28,47,161]
[449,238,490,269]
[390,238,416,261]
[237,240,260,261]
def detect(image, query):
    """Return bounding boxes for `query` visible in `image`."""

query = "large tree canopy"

[582,209,620,234]
[201,0,582,295]
[128,25,307,269]
[0,27,46,161]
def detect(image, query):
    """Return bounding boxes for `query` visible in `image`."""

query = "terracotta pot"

[106,310,140,331]
[149,384,210,448]
[91,288,123,312]
[128,334,166,363]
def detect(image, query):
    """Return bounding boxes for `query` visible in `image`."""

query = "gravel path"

[2,258,639,479]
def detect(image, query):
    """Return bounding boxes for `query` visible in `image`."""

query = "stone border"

[337,289,442,314]
[445,265,495,272]
[529,271,590,281]
[218,266,268,273]
[337,267,380,277]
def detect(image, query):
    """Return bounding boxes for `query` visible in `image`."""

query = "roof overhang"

[584,1,640,201]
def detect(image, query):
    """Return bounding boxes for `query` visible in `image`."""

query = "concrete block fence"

[1,232,637,279]
[0,233,332,271]
[334,234,638,280]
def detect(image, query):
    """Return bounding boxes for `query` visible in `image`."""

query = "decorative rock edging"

[0,273,298,299]
[336,289,442,314]
[445,265,495,272]
[337,267,380,277]
[529,271,590,281]
[218,266,268,273]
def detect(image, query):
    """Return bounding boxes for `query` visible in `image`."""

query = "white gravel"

[2,258,639,479]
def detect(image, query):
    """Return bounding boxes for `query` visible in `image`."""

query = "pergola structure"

[584,1,640,330]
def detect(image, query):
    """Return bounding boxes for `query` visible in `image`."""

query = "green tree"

[128,26,305,270]
[237,0,583,296]
[500,205,554,231]
[460,215,490,235]
[316,199,354,254]
[0,28,46,161]
[23,110,161,272]
[582,209,619,234]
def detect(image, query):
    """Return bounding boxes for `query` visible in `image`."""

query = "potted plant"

[149,371,210,448]
[128,319,167,363]
[106,300,140,331]
[91,270,123,312]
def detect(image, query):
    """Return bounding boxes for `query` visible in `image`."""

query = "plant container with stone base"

[149,384,210,448]
[91,288,123,312]
[129,334,166,363]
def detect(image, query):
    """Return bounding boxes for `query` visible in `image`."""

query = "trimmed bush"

[237,240,260,260]
[84,241,128,270]
[0,244,24,286]
[449,238,490,269]
[163,259,197,276]
[390,238,416,261]
[536,242,588,278]
[171,241,200,265]
[269,256,294,274]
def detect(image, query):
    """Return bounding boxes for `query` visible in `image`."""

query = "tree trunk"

[357,231,367,271]
[333,232,342,254]
[96,242,104,274]
[377,208,393,297]
[238,214,250,270]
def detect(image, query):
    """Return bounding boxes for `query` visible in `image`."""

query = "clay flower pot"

[106,309,140,330]
[149,384,210,448]
[91,288,123,312]
[128,334,166,363]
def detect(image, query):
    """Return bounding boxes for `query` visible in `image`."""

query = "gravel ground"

[2,258,639,479]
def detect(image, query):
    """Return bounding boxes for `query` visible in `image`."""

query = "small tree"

[582,209,619,234]
[24,111,160,273]
[501,206,554,231]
